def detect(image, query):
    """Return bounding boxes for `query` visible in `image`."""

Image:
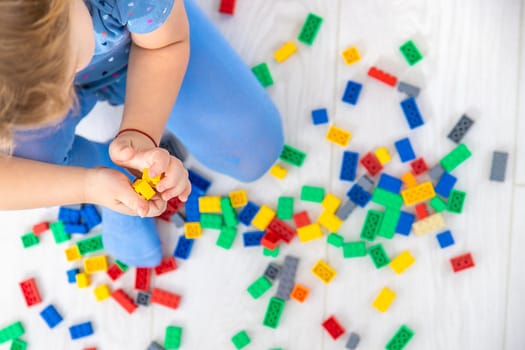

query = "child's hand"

[109,130,191,202]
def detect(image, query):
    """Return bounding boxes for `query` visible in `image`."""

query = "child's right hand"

[83,167,166,217]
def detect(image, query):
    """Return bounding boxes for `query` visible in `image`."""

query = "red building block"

[450,253,475,273]
[111,289,138,314]
[107,264,125,281]
[19,278,42,307]
[360,152,383,177]
[368,67,397,87]
[261,230,281,250]
[410,157,429,175]
[219,0,235,15]
[32,222,50,235]
[151,288,181,310]
[154,256,177,276]
[415,203,429,220]
[267,218,296,243]
[293,211,311,228]
[322,315,346,340]
[134,268,151,291]
[157,197,184,222]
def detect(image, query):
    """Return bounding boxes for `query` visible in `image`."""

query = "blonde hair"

[0,0,76,153]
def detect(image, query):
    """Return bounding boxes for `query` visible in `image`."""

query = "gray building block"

[447,114,474,143]
[490,151,509,182]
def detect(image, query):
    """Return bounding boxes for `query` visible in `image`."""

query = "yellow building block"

[184,222,202,239]
[229,189,248,208]
[372,287,396,313]
[274,41,298,63]
[133,179,156,200]
[374,147,392,165]
[93,284,111,302]
[401,172,418,188]
[84,255,108,274]
[390,250,415,274]
[76,272,90,288]
[269,164,288,180]
[321,193,341,213]
[341,46,361,65]
[312,259,336,284]
[297,223,323,243]
[401,181,435,206]
[64,246,81,262]
[251,205,276,230]
[142,168,162,186]
[326,125,351,147]
[317,211,343,233]
[412,213,446,236]
[198,196,222,213]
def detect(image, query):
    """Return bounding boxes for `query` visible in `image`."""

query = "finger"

[155,158,187,192]
[144,196,167,217]
[117,186,150,217]
[125,148,170,177]
[160,179,191,202]
[109,138,135,164]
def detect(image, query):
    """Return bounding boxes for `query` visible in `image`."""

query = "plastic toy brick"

[390,250,415,275]
[0,322,24,344]
[340,150,359,182]
[335,200,356,220]
[106,264,124,281]
[374,146,392,165]
[154,256,177,276]
[268,218,296,243]
[345,332,360,349]
[394,137,416,162]
[165,326,182,350]
[221,197,238,228]
[280,144,306,167]
[264,262,282,281]
[198,196,221,213]
[377,209,401,239]
[173,235,194,259]
[80,204,102,230]
[373,287,396,312]
[298,13,323,45]
[269,164,288,179]
[277,197,294,220]
[247,276,272,299]
[311,259,336,284]
[327,233,344,247]
[136,291,151,306]
[347,184,372,208]
[76,272,90,288]
[395,211,414,236]
[400,40,423,66]
[301,185,325,202]
[40,304,63,329]
[50,221,70,244]
[93,284,111,302]
[59,206,81,224]
[317,210,343,232]
[67,268,80,284]
[397,81,420,98]
[400,96,424,129]
[412,213,446,236]
[320,193,341,213]
[69,322,93,340]
[219,0,235,15]
[252,63,274,88]
[112,289,138,314]
[447,189,466,214]
[216,226,237,250]
[64,223,88,234]
[134,268,151,291]
[368,244,390,269]
[293,210,311,228]
[171,212,185,228]
[343,241,367,258]
[32,221,49,235]
[185,221,204,237]
[360,152,383,177]
[188,169,211,195]
[428,164,444,181]
[436,230,455,248]
[368,66,397,86]
[21,232,39,248]
[341,80,363,105]
[401,181,435,206]
[490,151,509,182]
[274,41,297,63]
[147,342,164,350]
[19,278,41,307]
[263,297,286,329]
[322,315,345,340]
[386,324,414,350]
[77,235,103,255]
[429,196,447,213]
[448,114,474,144]
[410,157,429,175]
[261,230,281,250]
[450,252,475,272]
[360,210,383,241]
[242,231,264,247]
[252,205,276,230]
[157,196,183,222]
[440,143,472,172]
[297,223,323,243]
[372,188,403,209]
[326,125,352,147]
[358,174,375,192]
[378,174,403,193]
[133,178,156,200]
[184,193,201,222]
[342,46,360,65]
[413,203,428,220]
[263,246,280,258]
[290,284,309,303]
[10,339,27,350]
[434,172,457,198]
[238,201,260,225]
[84,255,108,274]
[401,172,418,188]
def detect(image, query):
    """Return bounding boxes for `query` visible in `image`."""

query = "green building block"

[440,143,472,172]
[231,330,251,349]
[342,241,367,258]
[9,338,27,350]
[0,322,25,344]
[400,40,423,66]
[164,325,182,349]
[21,233,39,248]
[385,324,414,350]
[327,233,344,248]
[298,13,323,45]
[372,188,403,209]
[368,243,390,269]
[263,246,280,258]
[360,210,383,242]
[377,209,401,239]
[50,221,70,244]
[277,197,294,220]
[279,144,306,167]
[429,196,447,213]
[200,213,223,229]
[115,260,129,272]
[220,197,238,228]
[263,297,285,329]
[247,276,273,299]
[300,185,325,202]
[77,235,104,255]
[252,63,273,88]
[447,189,466,214]
[216,226,237,250]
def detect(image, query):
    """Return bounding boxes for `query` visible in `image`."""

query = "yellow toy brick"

[401,181,435,206]
[326,125,351,147]
[198,196,222,213]
[269,164,288,180]
[372,287,396,313]
[341,46,361,65]
[413,213,446,236]
[229,189,248,208]
[93,284,111,302]
[76,272,90,288]
[317,211,343,233]
[312,259,336,284]
[133,178,156,200]
[321,193,341,213]
[274,41,298,63]
[84,255,108,274]
[184,222,202,239]
[401,172,418,188]
[297,223,323,243]
[142,168,162,186]
[390,250,415,274]
[251,205,276,230]
[374,147,392,165]
[64,246,81,262]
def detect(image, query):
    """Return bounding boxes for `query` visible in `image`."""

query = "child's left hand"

[109,130,191,202]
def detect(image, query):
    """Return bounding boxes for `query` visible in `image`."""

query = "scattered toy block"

[360,152,383,176]
[83,255,108,274]
[400,40,423,65]
[400,97,424,129]
[297,223,323,243]
[252,63,273,88]
[447,114,474,144]
[165,326,183,349]
[450,252,475,272]
[111,289,137,314]
[340,151,359,181]
[440,143,472,172]
[401,181,435,206]
[322,315,345,340]
[386,325,414,350]
[263,297,285,329]
[40,305,63,329]
[368,66,397,86]
[93,284,111,302]
[373,287,396,312]
[219,0,235,15]
[154,256,177,276]
[390,250,415,274]
[326,125,352,147]
[274,41,297,63]
[410,157,429,175]
[269,164,288,179]
[375,146,392,165]
[341,80,363,105]
[151,288,181,310]
[312,108,329,125]
[412,213,446,236]
[436,230,455,248]
[490,151,509,182]
[342,46,361,65]
[368,244,390,269]
[311,259,336,284]
[19,278,42,307]
[290,284,309,303]
[69,322,93,340]
[298,13,323,45]
[397,81,420,98]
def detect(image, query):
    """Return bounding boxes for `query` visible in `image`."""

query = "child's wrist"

[115,128,158,148]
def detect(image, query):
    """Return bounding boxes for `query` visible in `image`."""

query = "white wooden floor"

[1,0,524,349]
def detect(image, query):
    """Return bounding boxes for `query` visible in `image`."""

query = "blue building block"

[377,173,403,193]
[188,169,211,195]
[400,97,424,129]
[436,230,455,248]
[434,172,457,198]
[64,223,89,235]
[184,193,201,222]
[80,204,101,231]
[69,322,93,340]
[311,108,329,125]
[238,201,260,226]
[58,207,81,224]
[347,184,372,208]
[242,231,264,247]
[394,137,416,162]
[174,235,195,260]
[342,80,363,105]
[395,211,415,236]
[66,268,80,283]
[340,151,359,182]
[40,304,63,329]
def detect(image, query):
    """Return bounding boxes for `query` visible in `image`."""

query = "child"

[0,0,283,266]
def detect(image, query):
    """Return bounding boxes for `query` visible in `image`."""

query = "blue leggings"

[13,0,284,266]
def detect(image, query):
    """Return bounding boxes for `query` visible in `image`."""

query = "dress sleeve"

[115,0,175,34]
